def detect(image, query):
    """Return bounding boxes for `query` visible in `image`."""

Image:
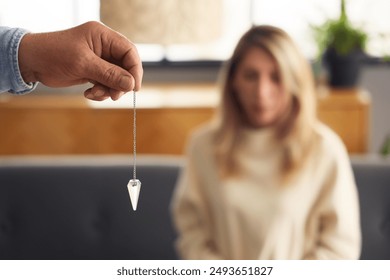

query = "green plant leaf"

[312,0,367,58]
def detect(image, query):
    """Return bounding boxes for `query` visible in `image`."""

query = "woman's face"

[233,47,290,128]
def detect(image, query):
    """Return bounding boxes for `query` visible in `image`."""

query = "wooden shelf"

[0,84,370,155]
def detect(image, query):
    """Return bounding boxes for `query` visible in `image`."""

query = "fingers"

[109,89,126,100]
[85,55,137,94]
[98,24,143,91]
[84,85,109,101]
[84,83,126,101]
[79,21,143,94]
[109,39,143,91]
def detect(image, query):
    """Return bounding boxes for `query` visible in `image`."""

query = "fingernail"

[119,75,133,91]
[94,90,105,97]
[112,92,124,101]
[86,93,94,99]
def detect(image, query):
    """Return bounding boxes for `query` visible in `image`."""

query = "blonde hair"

[213,25,318,182]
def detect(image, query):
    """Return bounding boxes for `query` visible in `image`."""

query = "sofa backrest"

[0,156,181,260]
[351,157,390,260]
[0,155,389,260]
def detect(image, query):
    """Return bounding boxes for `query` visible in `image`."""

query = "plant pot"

[323,48,364,88]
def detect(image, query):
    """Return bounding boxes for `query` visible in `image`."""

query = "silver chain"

[132,91,137,180]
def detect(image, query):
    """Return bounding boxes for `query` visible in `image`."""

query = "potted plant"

[313,0,368,88]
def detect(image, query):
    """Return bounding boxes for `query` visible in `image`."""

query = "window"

[1,0,389,61]
[140,0,390,61]
[0,0,99,32]
[250,0,390,58]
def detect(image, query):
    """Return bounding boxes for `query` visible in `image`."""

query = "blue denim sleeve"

[0,26,38,94]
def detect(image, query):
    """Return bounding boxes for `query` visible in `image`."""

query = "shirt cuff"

[9,28,38,94]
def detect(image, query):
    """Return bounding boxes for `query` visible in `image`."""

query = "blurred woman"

[171,25,361,259]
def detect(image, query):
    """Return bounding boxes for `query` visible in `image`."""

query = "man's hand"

[18,21,143,101]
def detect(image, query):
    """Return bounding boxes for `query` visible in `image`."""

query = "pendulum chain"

[132,91,137,180]
[127,90,141,211]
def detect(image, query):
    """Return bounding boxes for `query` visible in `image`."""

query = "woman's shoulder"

[190,122,217,140]
[312,122,349,158]
[185,122,218,153]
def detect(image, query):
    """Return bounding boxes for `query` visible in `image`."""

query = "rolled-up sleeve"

[0,26,37,94]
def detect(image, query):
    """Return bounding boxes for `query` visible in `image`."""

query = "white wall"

[360,65,390,153]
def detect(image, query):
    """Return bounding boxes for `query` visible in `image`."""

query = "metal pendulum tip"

[127,179,141,211]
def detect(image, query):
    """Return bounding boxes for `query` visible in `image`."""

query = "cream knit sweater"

[171,123,361,259]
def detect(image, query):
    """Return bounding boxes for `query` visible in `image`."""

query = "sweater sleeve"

[304,135,361,259]
[171,137,222,260]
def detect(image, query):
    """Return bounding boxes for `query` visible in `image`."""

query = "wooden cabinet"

[317,87,370,153]
[0,84,370,155]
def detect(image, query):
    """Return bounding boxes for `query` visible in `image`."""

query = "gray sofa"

[350,156,390,259]
[0,156,181,260]
[0,155,389,260]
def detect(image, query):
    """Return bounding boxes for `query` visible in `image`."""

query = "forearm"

[304,241,360,260]
[172,196,222,260]
[171,169,222,259]
[303,196,361,259]
[175,234,222,260]
[306,169,361,259]
[0,26,37,94]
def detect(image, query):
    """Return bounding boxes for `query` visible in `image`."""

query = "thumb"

[87,56,135,92]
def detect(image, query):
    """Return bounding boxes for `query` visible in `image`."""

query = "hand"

[18,21,143,101]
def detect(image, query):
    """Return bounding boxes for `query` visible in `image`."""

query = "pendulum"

[127,91,141,211]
